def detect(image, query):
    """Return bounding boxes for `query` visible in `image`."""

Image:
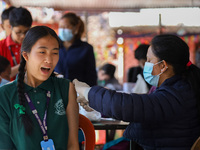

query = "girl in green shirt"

[0,26,79,150]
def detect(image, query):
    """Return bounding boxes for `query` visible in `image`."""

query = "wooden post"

[159,13,162,35]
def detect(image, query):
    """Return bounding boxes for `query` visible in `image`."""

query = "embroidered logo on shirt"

[54,99,66,115]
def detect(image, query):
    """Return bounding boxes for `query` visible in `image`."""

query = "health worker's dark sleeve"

[88,86,190,123]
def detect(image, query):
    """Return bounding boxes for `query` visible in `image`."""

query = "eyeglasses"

[13,30,28,37]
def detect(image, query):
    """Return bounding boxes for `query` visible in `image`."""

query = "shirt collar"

[160,75,181,87]
[61,39,82,49]
[6,34,21,47]
[72,39,82,46]
[14,76,54,93]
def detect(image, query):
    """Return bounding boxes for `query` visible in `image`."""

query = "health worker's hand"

[73,79,93,112]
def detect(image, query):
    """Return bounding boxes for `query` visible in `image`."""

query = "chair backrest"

[79,114,96,150]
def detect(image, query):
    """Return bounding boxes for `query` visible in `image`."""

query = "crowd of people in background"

[0,6,153,91]
[0,5,200,150]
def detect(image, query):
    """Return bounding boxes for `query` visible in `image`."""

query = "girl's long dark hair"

[151,34,200,117]
[18,26,61,134]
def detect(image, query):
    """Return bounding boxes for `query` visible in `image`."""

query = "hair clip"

[14,104,25,114]
[186,61,192,67]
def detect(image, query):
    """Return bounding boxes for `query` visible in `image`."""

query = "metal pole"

[159,13,162,34]
[84,11,88,42]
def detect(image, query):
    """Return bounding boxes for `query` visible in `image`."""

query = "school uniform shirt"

[55,39,97,86]
[0,76,70,150]
[0,35,21,67]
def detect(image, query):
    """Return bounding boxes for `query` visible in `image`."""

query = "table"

[93,118,129,131]
[93,118,129,142]
[92,118,140,150]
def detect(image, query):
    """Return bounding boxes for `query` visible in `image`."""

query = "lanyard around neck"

[24,91,51,141]
[8,46,18,66]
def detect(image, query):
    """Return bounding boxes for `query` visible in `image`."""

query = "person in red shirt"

[0,7,32,80]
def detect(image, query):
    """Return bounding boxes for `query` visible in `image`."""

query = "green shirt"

[0,77,70,150]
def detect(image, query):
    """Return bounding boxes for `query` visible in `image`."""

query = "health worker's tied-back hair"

[151,34,200,118]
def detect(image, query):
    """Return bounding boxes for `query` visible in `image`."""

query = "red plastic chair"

[79,114,96,150]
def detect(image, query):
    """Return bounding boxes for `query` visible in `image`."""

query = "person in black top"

[127,44,151,90]
[98,63,122,91]
[55,12,97,86]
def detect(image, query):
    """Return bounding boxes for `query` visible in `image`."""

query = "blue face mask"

[0,78,10,87]
[58,28,73,41]
[143,61,165,87]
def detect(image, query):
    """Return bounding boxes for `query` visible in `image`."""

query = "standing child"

[0,26,79,150]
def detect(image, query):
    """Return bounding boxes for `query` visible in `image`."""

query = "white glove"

[77,96,94,112]
[73,79,93,112]
[73,79,91,100]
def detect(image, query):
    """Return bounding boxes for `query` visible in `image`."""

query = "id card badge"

[40,139,55,150]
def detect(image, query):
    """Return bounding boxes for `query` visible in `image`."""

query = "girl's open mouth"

[41,67,51,74]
